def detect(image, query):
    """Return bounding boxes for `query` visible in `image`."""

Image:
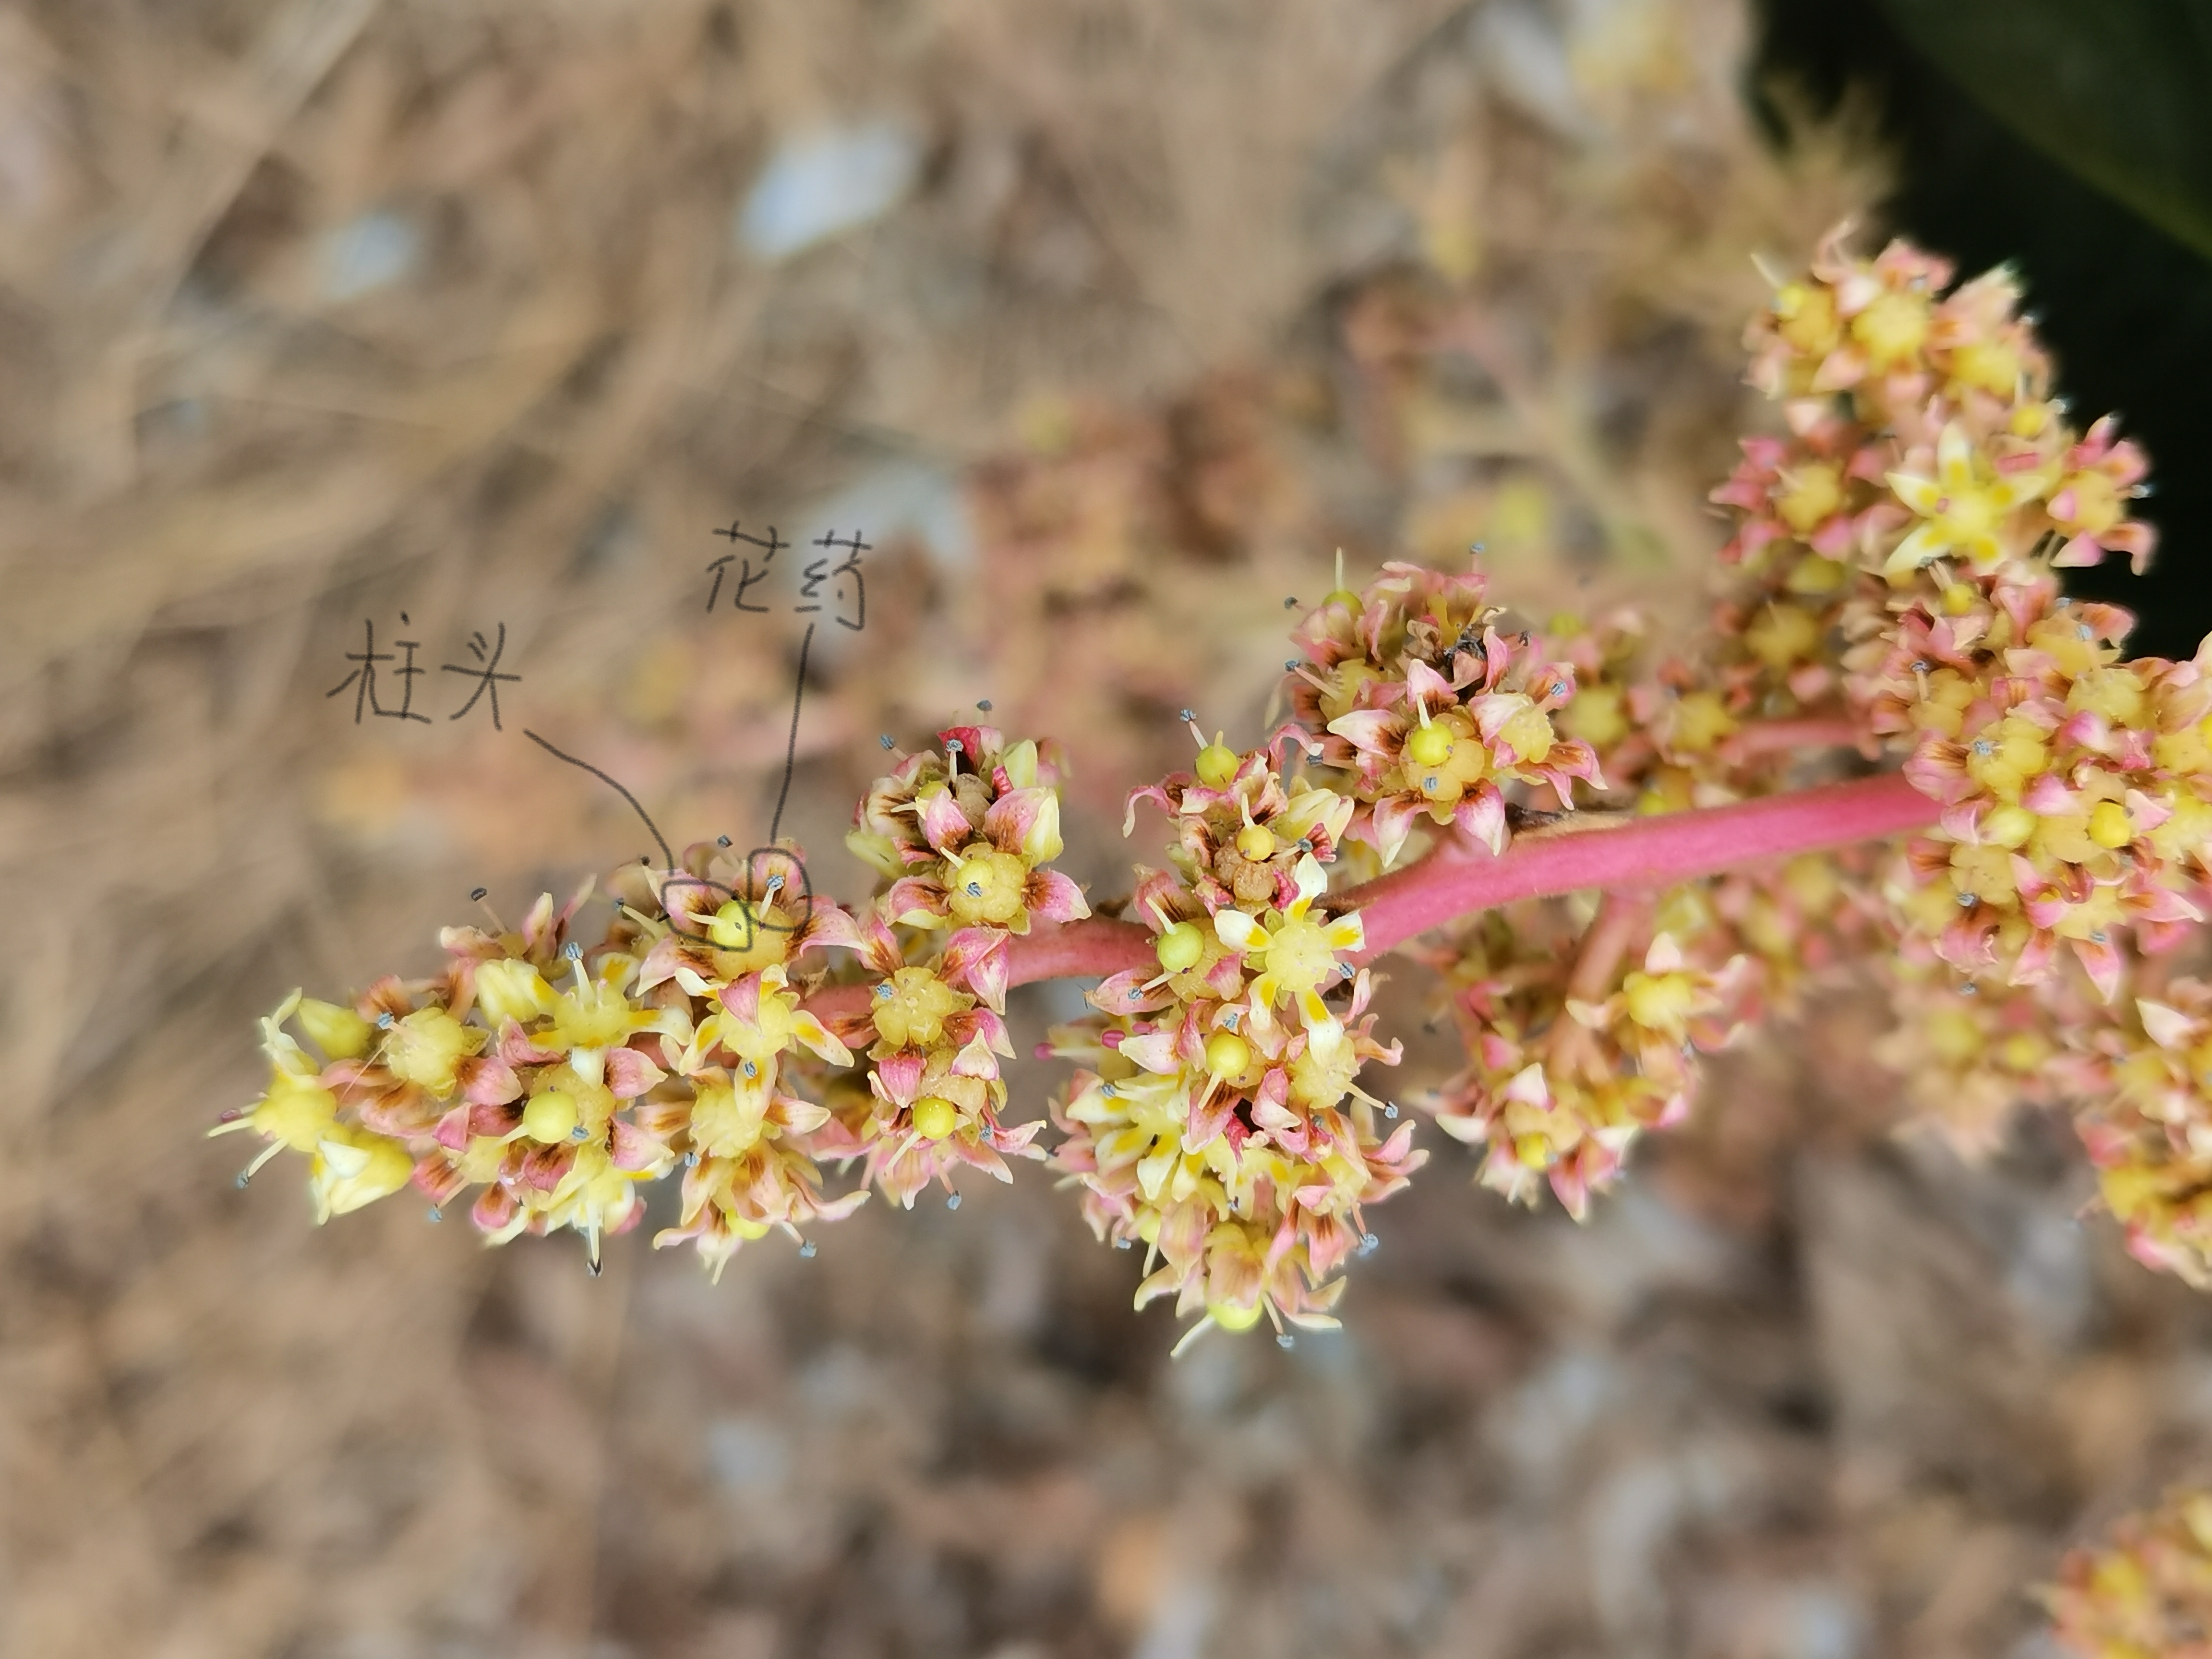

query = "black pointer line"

[768,622,814,845]
[523,728,675,871]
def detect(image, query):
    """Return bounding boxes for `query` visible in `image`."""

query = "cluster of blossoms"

[222,214,2212,1524]
[221,856,872,1279]
[1049,727,1418,1343]
[1870,960,2067,1155]
[1288,558,1602,864]
[2046,1490,2212,1659]
[1418,899,1747,1217]
[828,725,1086,1202]
[2069,980,2212,1286]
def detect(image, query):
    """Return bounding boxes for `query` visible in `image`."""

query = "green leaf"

[1874,0,2212,262]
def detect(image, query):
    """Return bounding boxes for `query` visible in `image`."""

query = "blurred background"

[4,1,2212,1655]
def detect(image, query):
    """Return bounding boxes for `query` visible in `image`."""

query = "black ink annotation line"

[520,729,814,951]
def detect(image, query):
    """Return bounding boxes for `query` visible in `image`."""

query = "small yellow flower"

[1213,855,1364,1054]
[688,965,852,1082]
[383,1006,486,1096]
[308,1125,415,1222]
[687,1072,771,1157]
[870,966,971,1051]
[1884,422,2050,577]
[295,997,374,1058]
[473,959,554,1027]
[547,960,654,1052]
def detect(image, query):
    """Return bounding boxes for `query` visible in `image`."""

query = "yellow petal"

[1322,914,1366,952]
[1214,910,1262,951]
[1935,422,1973,489]
[1886,469,1943,516]
[1883,522,1946,578]
[792,1011,853,1066]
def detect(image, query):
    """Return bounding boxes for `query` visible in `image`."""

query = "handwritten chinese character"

[706,521,784,614]
[798,529,867,631]
[443,623,521,730]
[327,616,431,723]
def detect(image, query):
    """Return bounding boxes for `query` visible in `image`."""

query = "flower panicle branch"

[222,222,2212,1358]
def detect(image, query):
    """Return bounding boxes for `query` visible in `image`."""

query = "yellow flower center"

[1852,290,1928,368]
[297,997,374,1058]
[1785,552,1849,595]
[1205,1031,1252,1078]
[1493,699,1555,766]
[1745,602,1820,669]
[1949,340,2020,398]
[254,1073,339,1150]
[384,1007,484,1095]
[2153,716,2212,776]
[552,977,640,1051]
[1774,283,1838,354]
[689,1074,769,1158]
[1949,842,2020,906]
[1208,1298,1265,1333]
[1964,718,2049,800]
[1405,722,1454,769]
[1262,914,1342,1001]
[2058,469,2121,533]
[947,846,1031,927]
[474,962,553,1029]
[1195,744,1241,788]
[523,1089,581,1144]
[1777,463,1842,534]
[1670,690,1737,754]
[1319,661,1379,723]
[1287,1038,1358,1112]
[708,900,794,974]
[1558,685,1627,749]
[1924,1008,1984,1066]
[2068,666,2146,728]
[312,1129,415,1219]
[1936,486,1998,548]
[912,1096,960,1140]
[1623,970,1698,1034]
[2026,615,2112,679]
[872,967,969,1051]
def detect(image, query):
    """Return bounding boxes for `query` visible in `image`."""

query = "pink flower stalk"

[224,224,2212,1382]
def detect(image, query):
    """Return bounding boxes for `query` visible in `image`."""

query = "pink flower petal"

[940,927,1010,1012]
[917,789,974,857]
[1025,868,1091,924]
[606,1046,666,1100]
[872,1050,926,1107]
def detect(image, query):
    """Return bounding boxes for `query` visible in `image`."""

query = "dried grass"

[1,1,2200,1656]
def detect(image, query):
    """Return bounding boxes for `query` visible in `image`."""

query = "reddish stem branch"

[1347,770,1935,960]
[801,771,1940,1016]
[1553,890,1655,1083]
[1565,891,1652,1004]
[1718,716,1866,763]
